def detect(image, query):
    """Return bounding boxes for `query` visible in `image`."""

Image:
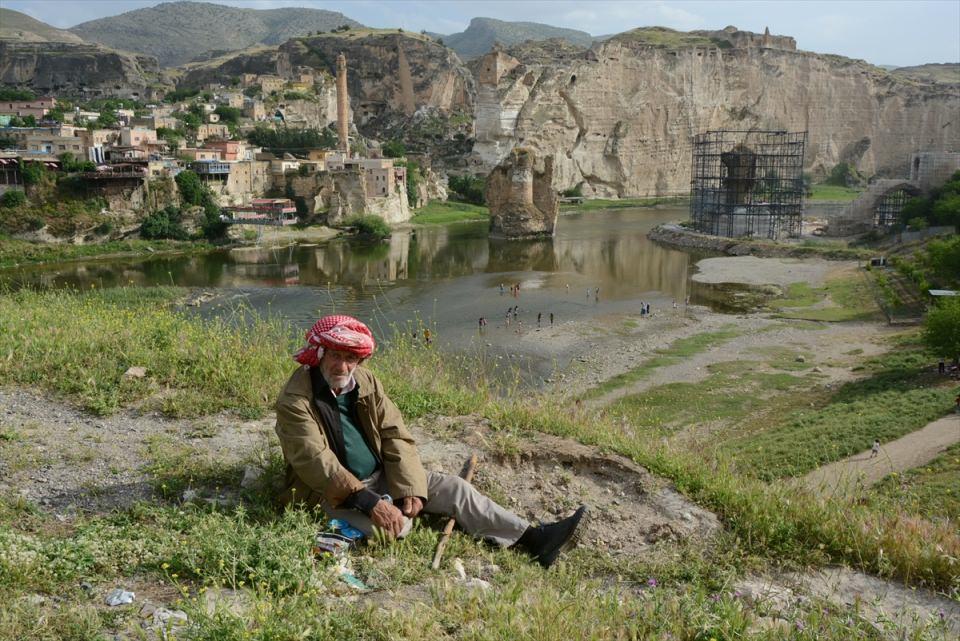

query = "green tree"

[931,194,960,229]
[925,236,960,287]
[448,174,486,205]
[19,160,45,185]
[175,170,204,206]
[214,105,241,124]
[96,111,118,128]
[382,139,406,158]
[0,87,36,101]
[141,205,188,240]
[403,161,420,207]
[0,190,27,208]
[923,296,960,362]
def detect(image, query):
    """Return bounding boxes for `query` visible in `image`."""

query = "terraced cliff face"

[471,36,960,197]
[0,41,159,96]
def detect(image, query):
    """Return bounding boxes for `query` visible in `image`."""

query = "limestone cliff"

[471,29,960,197]
[179,31,474,138]
[0,41,160,97]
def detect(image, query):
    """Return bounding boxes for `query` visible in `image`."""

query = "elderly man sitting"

[274,314,586,568]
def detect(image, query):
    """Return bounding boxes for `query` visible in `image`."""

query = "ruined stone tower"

[485,148,559,238]
[336,53,350,154]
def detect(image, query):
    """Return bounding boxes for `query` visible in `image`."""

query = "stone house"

[0,96,56,119]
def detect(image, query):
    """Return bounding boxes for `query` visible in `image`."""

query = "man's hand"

[399,496,424,518]
[369,499,406,537]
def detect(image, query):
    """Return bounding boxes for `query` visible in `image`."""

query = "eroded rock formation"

[470,29,960,197]
[0,41,160,96]
[486,148,558,238]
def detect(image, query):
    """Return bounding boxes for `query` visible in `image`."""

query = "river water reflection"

[6,207,713,368]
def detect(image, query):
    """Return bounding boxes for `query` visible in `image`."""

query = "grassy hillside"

[891,63,960,84]
[69,0,363,67]
[0,8,85,44]
[442,17,594,60]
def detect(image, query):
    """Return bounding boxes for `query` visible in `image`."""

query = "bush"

[448,174,485,205]
[141,206,188,240]
[247,125,335,153]
[213,105,241,124]
[0,190,27,208]
[0,87,36,101]
[404,161,420,207]
[19,160,45,186]
[175,170,204,206]
[382,140,406,158]
[923,296,960,362]
[93,221,113,236]
[825,162,863,187]
[906,217,928,231]
[344,214,390,239]
[562,183,584,198]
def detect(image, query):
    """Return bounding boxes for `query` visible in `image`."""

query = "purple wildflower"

[647,577,658,588]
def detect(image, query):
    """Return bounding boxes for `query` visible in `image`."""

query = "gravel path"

[803,414,960,496]
[691,256,850,287]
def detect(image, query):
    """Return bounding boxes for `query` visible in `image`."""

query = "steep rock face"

[471,38,960,197]
[486,148,558,238]
[278,34,474,126]
[0,41,159,96]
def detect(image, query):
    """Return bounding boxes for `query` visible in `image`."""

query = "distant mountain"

[0,8,86,44]
[889,63,960,84]
[439,17,594,60]
[69,1,363,67]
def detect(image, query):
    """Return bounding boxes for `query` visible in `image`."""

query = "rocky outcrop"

[470,30,960,197]
[0,41,160,97]
[486,148,558,238]
[284,33,474,125]
[286,168,410,226]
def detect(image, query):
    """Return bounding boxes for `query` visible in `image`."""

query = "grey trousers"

[323,470,529,547]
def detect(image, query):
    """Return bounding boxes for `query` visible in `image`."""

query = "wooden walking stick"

[430,453,478,569]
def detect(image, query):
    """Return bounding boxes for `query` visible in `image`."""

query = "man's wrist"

[342,488,382,515]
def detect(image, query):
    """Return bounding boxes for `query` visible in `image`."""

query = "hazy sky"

[6,0,960,66]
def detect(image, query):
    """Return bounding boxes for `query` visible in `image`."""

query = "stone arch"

[871,181,921,226]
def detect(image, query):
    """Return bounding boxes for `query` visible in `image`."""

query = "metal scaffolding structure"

[873,187,911,227]
[689,130,807,239]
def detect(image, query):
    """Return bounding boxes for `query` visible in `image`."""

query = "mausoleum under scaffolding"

[689,130,807,239]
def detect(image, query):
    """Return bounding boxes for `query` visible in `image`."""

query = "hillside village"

[0,54,420,240]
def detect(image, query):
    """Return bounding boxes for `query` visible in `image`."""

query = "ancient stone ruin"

[485,148,559,238]
[690,130,807,240]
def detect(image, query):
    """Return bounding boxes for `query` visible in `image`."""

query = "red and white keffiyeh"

[293,314,376,366]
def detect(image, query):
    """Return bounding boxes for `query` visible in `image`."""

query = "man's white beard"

[323,366,355,391]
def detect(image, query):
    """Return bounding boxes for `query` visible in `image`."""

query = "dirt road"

[802,414,960,496]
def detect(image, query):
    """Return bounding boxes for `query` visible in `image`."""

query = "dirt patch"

[737,568,960,637]
[412,415,721,558]
[692,256,850,288]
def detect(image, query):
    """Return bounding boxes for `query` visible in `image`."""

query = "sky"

[5,0,960,67]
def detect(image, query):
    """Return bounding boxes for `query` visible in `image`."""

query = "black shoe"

[514,505,587,568]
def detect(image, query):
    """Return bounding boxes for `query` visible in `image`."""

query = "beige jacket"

[274,365,428,508]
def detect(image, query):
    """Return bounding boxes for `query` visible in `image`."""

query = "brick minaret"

[336,53,349,154]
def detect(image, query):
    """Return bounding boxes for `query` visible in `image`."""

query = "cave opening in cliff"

[689,129,807,239]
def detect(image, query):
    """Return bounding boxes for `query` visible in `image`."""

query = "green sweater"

[336,390,378,480]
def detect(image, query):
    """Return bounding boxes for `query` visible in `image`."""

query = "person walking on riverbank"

[870,439,880,458]
[275,314,587,567]
[549,312,554,325]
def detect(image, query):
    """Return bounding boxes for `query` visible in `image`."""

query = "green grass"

[583,326,741,399]
[872,442,960,521]
[410,200,488,225]
[0,285,957,619]
[808,184,864,202]
[611,27,729,49]
[773,274,882,322]
[561,196,686,212]
[0,237,212,269]
[724,346,958,480]
[605,361,812,435]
